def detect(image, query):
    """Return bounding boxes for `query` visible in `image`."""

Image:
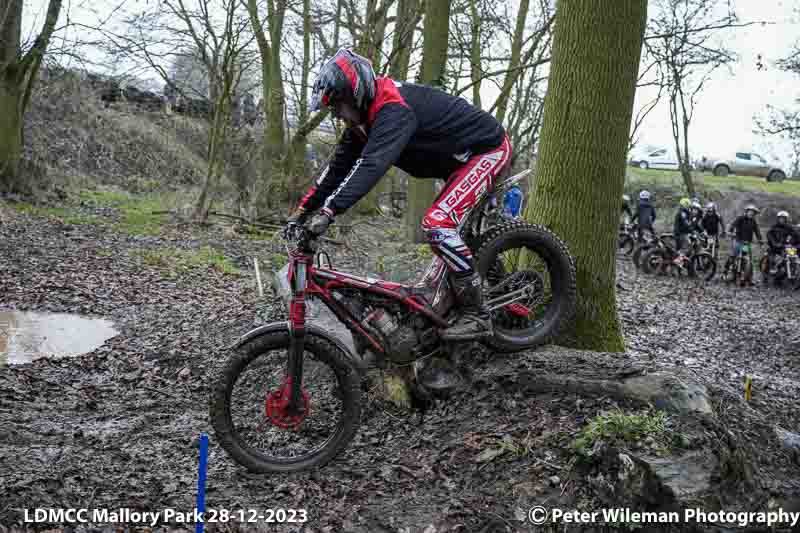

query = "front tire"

[689,253,717,281]
[639,161,649,169]
[618,234,635,255]
[210,329,361,473]
[475,222,577,352]
[641,247,666,275]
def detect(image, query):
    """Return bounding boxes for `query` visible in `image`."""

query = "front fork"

[287,256,309,415]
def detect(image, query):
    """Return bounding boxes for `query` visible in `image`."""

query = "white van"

[629,147,680,171]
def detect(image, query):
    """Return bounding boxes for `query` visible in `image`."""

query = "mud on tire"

[210,329,361,473]
[474,221,577,352]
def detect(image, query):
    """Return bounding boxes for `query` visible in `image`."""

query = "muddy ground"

[1,201,800,533]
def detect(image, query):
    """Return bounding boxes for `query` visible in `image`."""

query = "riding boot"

[440,272,493,341]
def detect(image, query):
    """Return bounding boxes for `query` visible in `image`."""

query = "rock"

[476,447,505,463]
[619,372,713,416]
[589,444,716,509]
[548,475,561,487]
[775,426,800,464]
[178,367,190,378]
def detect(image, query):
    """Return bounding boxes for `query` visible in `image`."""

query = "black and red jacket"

[298,78,506,216]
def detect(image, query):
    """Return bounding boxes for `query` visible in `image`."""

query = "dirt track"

[1,207,799,532]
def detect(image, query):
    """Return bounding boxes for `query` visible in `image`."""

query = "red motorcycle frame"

[276,172,535,421]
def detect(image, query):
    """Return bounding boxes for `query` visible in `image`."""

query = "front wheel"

[632,243,652,269]
[689,252,717,281]
[210,328,361,473]
[641,247,668,275]
[475,222,577,352]
[618,234,635,255]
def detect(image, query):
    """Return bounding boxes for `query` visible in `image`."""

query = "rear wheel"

[210,329,361,473]
[768,170,786,183]
[476,222,577,352]
[714,165,730,177]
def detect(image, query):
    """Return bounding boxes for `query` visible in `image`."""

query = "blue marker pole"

[196,433,209,533]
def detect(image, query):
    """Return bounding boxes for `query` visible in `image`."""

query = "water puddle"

[0,311,118,366]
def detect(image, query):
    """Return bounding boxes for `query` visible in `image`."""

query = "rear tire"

[475,222,577,352]
[210,329,361,473]
[768,170,786,183]
[713,165,730,177]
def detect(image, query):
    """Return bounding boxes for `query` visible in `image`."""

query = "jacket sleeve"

[631,209,639,223]
[754,221,762,242]
[322,104,417,215]
[651,207,657,223]
[296,129,365,216]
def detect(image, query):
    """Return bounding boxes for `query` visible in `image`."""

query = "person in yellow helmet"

[672,198,693,264]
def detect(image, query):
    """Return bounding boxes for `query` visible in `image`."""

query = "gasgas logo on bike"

[437,153,503,212]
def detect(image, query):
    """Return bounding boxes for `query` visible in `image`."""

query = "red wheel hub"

[265,377,310,429]
[506,303,532,317]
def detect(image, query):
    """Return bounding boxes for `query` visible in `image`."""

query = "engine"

[332,290,436,364]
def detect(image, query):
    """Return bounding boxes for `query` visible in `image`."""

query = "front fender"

[228,321,367,374]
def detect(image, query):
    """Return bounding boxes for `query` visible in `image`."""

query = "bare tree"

[645,0,738,196]
[0,0,63,194]
[756,37,800,178]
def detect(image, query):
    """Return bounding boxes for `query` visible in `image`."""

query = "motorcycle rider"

[766,211,800,274]
[286,48,511,341]
[673,197,693,265]
[701,202,725,258]
[689,199,704,234]
[631,190,656,241]
[727,204,763,283]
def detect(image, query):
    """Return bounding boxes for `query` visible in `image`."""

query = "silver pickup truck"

[702,151,787,182]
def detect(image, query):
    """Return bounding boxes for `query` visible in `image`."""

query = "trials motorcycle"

[210,170,577,473]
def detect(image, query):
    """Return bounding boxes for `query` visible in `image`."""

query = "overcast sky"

[21,0,800,167]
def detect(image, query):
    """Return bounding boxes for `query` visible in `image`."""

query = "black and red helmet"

[310,48,377,114]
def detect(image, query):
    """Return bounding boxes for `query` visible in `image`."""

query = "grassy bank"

[626,167,800,197]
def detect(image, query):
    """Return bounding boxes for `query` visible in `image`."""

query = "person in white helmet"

[701,202,725,258]
[766,210,800,274]
[631,190,656,240]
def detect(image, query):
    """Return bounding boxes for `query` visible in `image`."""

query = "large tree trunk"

[525,0,647,352]
[405,0,451,243]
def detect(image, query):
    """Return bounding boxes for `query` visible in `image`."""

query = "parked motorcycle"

[640,232,715,280]
[723,239,760,287]
[632,233,673,270]
[759,236,800,289]
[209,170,578,473]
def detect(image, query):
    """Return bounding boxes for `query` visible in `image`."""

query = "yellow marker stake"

[744,375,752,402]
